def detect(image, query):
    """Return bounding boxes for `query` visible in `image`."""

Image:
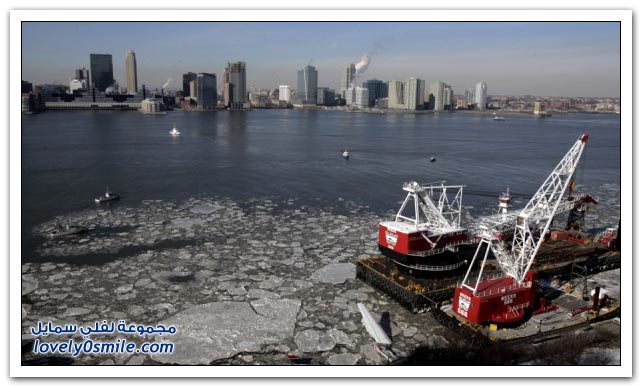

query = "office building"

[89,53,114,92]
[475,81,487,110]
[75,67,89,82]
[196,72,217,109]
[125,49,138,94]
[182,72,197,97]
[363,79,387,107]
[189,80,197,99]
[279,85,292,103]
[444,84,454,110]
[340,64,356,99]
[227,62,247,109]
[465,88,475,108]
[316,87,335,106]
[387,81,405,109]
[430,81,445,111]
[297,65,318,105]
[404,77,425,111]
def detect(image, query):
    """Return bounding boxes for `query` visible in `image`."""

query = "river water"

[21,109,621,258]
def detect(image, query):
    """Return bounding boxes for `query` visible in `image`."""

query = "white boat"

[493,113,505,121]
[341,148,350,159]
[169,123,181,136]
[49,223,87,238]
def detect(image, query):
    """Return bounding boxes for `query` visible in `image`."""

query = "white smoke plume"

[162,78,173,89]
[350,54,371,88]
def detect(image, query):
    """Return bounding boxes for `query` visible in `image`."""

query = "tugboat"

[169,123,181,136]
[95,187,120,203]
[49,223,87,238]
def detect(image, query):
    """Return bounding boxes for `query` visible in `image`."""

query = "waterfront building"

[404,77,425,111]
[444,84,454,110]
[297,65,318,105]
[375,97,388,109]
[317,87,336,106]
[340,63,356,99]
[75,67,89,82]
[475,81,487,110]
[125,49,138,94]
[534,101,548,116]
[140,98,162,113]
[363,79,387,107]
[182,72,197,97]
[69,79,88,93]
[89,53,114,92]
[279,85,292,103]
[196,72,217,109]
[430,81,445,111]
[387,80,405,109]
[345,87,369,108]
[249,89,270,108]
[227,62,248,109]
[465,88,475,108]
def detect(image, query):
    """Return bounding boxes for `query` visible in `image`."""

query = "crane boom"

[493,134,589,283]
[454,134,589,324]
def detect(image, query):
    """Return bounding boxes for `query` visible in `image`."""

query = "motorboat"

[169,123,181,136]
[341,148,350,160]
[95,187,120,203]
[430,156,436,162]
[493,113,506,121]
[49,223,87,238]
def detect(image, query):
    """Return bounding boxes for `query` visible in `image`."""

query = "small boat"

[49,223,87,238]
[493,113,505,121]
[341,148,350,160]
[430,156,436,162]
[95,187,120,203]
[169,123,181,136]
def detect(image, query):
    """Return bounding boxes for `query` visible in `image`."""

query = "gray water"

[22,109,621,257]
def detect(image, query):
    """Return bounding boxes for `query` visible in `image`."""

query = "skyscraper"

[297,65,318,105]
[404,77,425,111]
[89,53,113,92]
[75,66,89,81]
[125,49,138,94]
[363,79,387,107]
[227,62,247,109]
[475,81,487,110]
[465,88,475,108]
[430,81,445,111]
[444,84,454,109]
[340,64,356,99]
[196,72,217,109]
[387,81,405,109]
[182,72,197,97]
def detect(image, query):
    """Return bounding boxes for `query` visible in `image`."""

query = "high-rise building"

[227,62,247,109]
[475,81,487,110]
[387,81,405,109]
[297,65,318,105]
[182,72,197,97]
[404,77,425,111]
[465,88,475,108]
[279,85,292,103]
[89,54,114,92]
[340,64,356,99]
[363,79,387,107]
[125,49,138,94]
[189,80,196,99]
[75,67,89,81]
[196,72,217,109]
[430,81,445,111]
[346,87,368,107]
[444,84,454,110]
[316,87,336,106]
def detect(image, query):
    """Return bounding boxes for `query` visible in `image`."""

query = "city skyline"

[21,21,620,98]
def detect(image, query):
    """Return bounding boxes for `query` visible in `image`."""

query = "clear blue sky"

[21,21,620,97]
